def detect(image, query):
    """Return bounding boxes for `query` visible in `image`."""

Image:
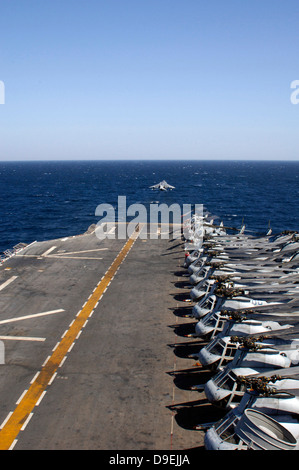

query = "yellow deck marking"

[0,226,141,450]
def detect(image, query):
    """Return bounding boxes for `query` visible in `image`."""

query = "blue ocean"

[0,160,298,255]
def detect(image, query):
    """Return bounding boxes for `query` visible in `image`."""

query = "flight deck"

[0,223,210,450]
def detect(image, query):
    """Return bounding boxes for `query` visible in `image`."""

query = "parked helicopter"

[194,312,299,370]
[191,291,283,320]
[194,300,299,347]
[202,326,299,410]
[204,366,299,450]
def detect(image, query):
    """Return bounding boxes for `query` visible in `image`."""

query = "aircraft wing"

[162,181,175,189]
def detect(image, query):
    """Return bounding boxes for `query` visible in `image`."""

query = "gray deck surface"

[0,224,216,450]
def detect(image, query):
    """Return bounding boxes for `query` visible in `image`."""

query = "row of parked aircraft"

[179,212,299,450]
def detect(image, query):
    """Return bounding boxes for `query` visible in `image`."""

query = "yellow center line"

[0,226,141,450]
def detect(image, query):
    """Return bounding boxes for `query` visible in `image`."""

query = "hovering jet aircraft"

[149,180,175,191]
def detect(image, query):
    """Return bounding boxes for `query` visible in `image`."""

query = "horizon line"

[0,158,299,163]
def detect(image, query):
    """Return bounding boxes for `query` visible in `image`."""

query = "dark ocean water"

[0,160,298,254]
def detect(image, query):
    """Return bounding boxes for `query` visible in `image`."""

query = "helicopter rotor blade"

[246,365,299,380]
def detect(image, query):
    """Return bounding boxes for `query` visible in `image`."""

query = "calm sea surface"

[0,160,298,254]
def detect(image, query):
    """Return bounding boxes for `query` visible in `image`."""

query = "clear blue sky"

[0,0,299,161]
